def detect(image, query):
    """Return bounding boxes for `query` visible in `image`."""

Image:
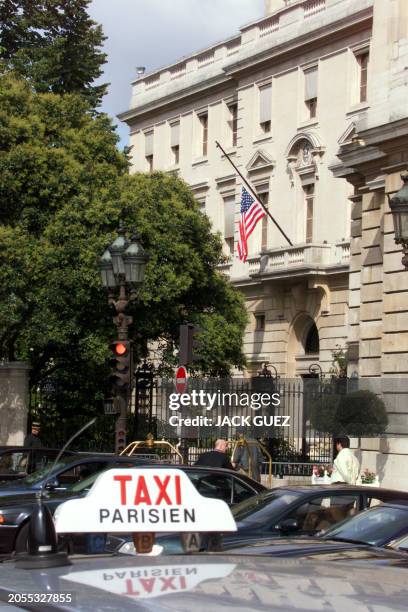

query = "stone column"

[0,362,31,445]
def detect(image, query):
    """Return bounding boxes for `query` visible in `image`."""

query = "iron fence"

[29,374,357,465]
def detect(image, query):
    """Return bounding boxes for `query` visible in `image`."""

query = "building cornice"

[223,8,372,78]
[118,6,373,126]
[118,74,234,124]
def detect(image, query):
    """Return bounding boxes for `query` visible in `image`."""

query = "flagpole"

[215,140,293,247]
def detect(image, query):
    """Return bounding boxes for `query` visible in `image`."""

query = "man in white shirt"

[331,436,360,485]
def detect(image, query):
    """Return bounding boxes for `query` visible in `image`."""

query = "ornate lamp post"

[258,362,278,383]
[100,230,149,452]
[389,174,408,269]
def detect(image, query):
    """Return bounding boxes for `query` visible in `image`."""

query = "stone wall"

[0,362,30,445]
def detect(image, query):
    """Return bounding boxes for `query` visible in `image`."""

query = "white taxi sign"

[54,468,237,534]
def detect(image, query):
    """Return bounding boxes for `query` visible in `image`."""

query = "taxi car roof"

[0,553,407,611]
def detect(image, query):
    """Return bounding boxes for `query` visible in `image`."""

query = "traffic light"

[179,324,202,366]
[116,429,126,453]
[109,340,132,388]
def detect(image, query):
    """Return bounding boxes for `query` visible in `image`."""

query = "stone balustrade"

[246,241,350,275]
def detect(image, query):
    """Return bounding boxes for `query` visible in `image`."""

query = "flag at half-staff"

[237,187,266,262]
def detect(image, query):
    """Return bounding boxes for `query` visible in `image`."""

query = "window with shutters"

[228,103,238,147]
[170,121,180,165]
[223,195,235,256]
[145,130,154,172]
[257,190,269,251]
[199,112,208,157]
[304,67,318,119]
[304,183,314,243]
[259,84,272,133]
[356,50,369,103]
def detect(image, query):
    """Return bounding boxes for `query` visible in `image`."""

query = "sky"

[88,0,264,149]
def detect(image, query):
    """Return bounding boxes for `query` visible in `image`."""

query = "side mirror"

[275,518,299,532]
[45,478,60,490]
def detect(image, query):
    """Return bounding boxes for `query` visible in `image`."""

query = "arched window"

[305,323,319,354]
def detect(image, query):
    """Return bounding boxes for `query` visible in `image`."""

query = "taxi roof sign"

[54,468,237,534]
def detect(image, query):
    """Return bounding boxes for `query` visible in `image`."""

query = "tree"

[0,74,247,417]
[0,0,107,107]
[310,388,388,437]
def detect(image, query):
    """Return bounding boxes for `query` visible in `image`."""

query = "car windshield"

[20,455,78,485]
[232,490,300,527]
[323,506,408,546]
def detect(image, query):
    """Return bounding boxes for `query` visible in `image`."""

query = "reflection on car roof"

[1,554,408,611]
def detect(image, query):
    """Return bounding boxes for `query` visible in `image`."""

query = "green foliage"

[329,344,347,378]
[0,0,107,107]
[310,388,389,437]
[309,390,340,434]
[0,74,247,414]
[335,390,388,437]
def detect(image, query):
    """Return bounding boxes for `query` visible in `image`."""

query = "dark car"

[0,464,265,555]
[0,446,77,481]
[218,503,408,561]
[106,484,408,556]
[0,452,139,499]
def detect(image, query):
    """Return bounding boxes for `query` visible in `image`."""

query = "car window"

[22,455,78,484]
[0,451,29,475]
[233,478,257,505]
[66,462,139,492]
[324,506,408,546]
[365,496,388,508]
[187,472,233,504]
[285,494,360,533]
[57,462,106,485]
[31,449,60,472]
[232,490,300,527]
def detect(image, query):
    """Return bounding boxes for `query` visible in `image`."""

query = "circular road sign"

[175,366,188,394]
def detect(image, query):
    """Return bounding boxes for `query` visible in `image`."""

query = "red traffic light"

[114,342,128,356]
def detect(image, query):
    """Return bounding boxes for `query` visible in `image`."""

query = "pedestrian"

[195,439,234,470]
[23,422,43,448]
[331,435,360,485]
[232,439,264,482]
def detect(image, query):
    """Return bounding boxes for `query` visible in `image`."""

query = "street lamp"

[389,174,408,268]
[99,229,149,452]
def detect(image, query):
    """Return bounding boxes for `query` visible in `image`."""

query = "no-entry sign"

[175,366,188,394]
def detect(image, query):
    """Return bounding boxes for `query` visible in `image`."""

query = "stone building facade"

[119,0,408,485]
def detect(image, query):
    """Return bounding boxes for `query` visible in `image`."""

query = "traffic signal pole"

[109,284,134,454]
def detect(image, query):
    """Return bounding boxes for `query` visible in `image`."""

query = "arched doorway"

[287,313,320,377]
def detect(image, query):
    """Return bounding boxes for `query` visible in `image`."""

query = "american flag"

[237,187,266,262]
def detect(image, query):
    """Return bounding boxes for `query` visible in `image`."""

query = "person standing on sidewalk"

[23,422,43,448]
[331,436,360,485]
[195,439,234,470]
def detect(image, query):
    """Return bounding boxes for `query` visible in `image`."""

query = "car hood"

[0,553,408,610]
